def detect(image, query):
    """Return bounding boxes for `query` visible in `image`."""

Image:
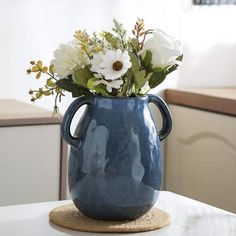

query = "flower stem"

[139,29,153,50]
[82,45,92,60]
[144,88,151,95]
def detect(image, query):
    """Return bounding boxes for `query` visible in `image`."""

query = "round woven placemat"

[49,204,170,233]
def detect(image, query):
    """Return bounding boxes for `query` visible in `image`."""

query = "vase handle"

[148,94,172,141]
[61,96,93,147]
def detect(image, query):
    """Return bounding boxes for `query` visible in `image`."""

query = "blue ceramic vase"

[61,95,172,220]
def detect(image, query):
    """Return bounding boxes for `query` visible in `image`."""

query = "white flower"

[91,49,131,80]
[51,40,89,78]
[90,51,104,73]
[94,77,123,93]
[141,29,182,68]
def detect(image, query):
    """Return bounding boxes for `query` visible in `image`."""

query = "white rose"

[141,29,182,68]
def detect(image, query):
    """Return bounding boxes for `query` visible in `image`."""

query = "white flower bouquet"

[27,19,182,115]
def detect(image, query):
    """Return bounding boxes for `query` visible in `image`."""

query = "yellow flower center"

[112,61,123,71]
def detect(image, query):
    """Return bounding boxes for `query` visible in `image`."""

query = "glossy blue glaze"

[61,95,172,220]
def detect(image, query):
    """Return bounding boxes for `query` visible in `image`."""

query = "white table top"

[0,191,235,236]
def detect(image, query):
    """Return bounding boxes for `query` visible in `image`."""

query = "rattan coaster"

[49,204,170,233]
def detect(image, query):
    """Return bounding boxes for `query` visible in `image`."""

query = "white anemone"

[91,49,131,80]
[51,40,89,78]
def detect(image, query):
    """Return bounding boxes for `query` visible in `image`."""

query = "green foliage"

[148,68,166,88]
[165,64,179,74]
[73,66,93,87]
[129,38,139,51]
[176,54,183,62]
[129,52,140,71]
[133,70,145,89]
[87,78,110,97]
[46,78,56,87]
[104,32,117,48]
[49,64,54,74]
[149,73,166,89]
[142,50,152,70]
[112,19,127,39]
[56,78,92,97]
[129,52,152,94]
[111,19,131,50]
[73,30,91,59]
[119,69,132,97]
[43,90,51,96]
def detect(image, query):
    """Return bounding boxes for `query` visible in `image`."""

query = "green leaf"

[71,86,92,98]
[176,54,183,61]
[56,78,92,97]
[135,71,153,92]
[164,64,179,75]
[36,72,41,79]
[104,32,117,48]
[119,69,132,97]
[142,50,152,69]
[31,66,39,72]
[87,78,110,97]
[152,67,163,73]
[129,52,140,71]
[43,91,51,96]
[56,79,74,92]
[149,72,166,89]
[145,72,153,82]
[49,64,54,74]
[73,66,93,87]
[36,92,43,99]
[37,60,42,68]
[129,38,138,51]
[87,77,98,89]
[129,52,151,92]
[46,78,56,87]
[55,87,62,93]
[41,66,48,73]
[133,70,146,90]
[112,19,126,38]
